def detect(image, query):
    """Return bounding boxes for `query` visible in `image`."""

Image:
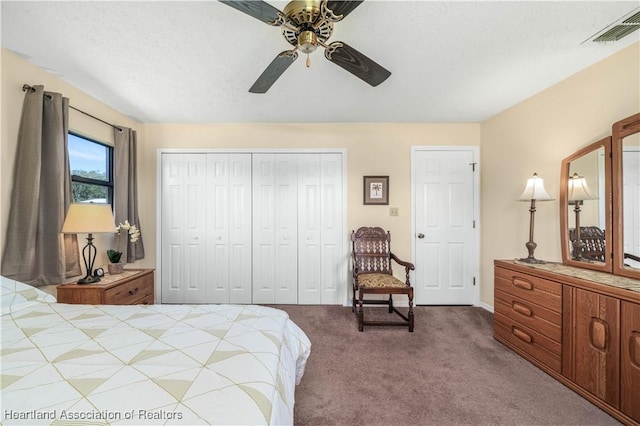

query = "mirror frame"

[612,112,640,280]
[560,137,612,272]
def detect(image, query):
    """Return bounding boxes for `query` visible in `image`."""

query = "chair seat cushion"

[358,273,407,288]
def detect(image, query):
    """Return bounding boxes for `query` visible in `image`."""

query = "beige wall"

[2,42,639,306]
[481,42,640,304]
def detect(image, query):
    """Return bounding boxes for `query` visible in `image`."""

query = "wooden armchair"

[351,227,415,332]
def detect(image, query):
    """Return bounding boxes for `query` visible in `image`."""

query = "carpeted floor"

[275,305,620,426]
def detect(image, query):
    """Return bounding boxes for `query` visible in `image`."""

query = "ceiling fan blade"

[324,42,391,87]
[219,0,284,25]
[249,50,299,93]
[325,1,364,20]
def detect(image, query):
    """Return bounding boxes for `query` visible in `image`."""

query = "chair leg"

[351,286,356,313]
[357,295,364,332]
[388,294,394,313]
[408,292,414,333]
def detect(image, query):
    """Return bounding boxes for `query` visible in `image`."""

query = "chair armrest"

[624,252,640,263]
[390,252,415,271]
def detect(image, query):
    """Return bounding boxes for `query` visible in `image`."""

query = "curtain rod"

[22,84,123,132]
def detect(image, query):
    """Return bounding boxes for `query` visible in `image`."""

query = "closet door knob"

[417,233,425,239]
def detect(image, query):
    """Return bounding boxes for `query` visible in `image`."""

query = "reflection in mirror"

[566,147,606,264]
[559,137,612,273]
[567,172,598,261]
[622,132,640,269]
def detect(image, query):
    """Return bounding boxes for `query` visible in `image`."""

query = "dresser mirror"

[560,137,612,272]
[612,113,640,280]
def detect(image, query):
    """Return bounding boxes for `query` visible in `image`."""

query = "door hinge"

[473,277,476,286]
[469,162,477,171]
[473,220,476,229]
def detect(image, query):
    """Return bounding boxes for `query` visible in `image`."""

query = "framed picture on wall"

[363,176,389,205]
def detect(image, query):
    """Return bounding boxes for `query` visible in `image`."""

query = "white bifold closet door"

[161,153,252,304]
[297,153,343,305]
[252,154,299,304]
[207,154,252,303]
[161,151,343,305]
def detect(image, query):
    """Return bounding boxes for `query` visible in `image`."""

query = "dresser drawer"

[495,312,561,372]
[495,266,562,312]
[495,289,561,343]
[104,274,154,305]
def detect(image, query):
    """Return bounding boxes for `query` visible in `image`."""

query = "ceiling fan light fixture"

[298,30,318,54]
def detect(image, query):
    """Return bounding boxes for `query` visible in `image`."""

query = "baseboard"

[477,301,494,313]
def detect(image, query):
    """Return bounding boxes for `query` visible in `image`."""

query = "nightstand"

[56,269,154,305]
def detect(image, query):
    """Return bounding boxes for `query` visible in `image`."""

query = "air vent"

[590,9,640,43]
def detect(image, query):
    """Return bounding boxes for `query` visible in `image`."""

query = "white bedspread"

[1,276,311,425]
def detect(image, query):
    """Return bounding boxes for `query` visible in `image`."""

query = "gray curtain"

[114,126,145,263]
[1,85,81,285]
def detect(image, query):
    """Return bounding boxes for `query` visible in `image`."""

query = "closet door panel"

[298,154,322,304]
[161,154,184,303]
[274,155,298,304]
[253,154,277,303]
[161,153,207,303]
[207,154,230,303]
[228,154,252,303]
[320,153,344,304]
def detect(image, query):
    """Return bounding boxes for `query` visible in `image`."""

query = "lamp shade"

[518,173,554,201]
[61,203,116,234]
[567,173,597,202]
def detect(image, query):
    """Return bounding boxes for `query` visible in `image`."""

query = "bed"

[1,276,311,425]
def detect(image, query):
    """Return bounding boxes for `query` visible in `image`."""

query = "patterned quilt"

[0,276,311,425]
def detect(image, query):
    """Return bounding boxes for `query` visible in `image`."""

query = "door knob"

[417,233,425,239]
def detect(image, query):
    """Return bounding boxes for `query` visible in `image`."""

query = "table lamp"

[61,203,116,284]
[518,173,554,264]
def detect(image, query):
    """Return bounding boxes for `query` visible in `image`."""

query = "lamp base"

[77,275,101,285]
[518,256,546,264]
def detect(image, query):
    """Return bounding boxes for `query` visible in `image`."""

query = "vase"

[108,262,125,275]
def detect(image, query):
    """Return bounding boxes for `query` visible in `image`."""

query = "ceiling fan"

[219,0,391,93]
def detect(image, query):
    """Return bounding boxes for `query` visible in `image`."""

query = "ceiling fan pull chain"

[306,54,311,68]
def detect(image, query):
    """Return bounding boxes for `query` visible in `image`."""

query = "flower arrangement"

[107,220,140,264]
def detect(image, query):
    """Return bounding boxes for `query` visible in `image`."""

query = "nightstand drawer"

[495,311,561,372]
[495,266,562,312]
[56,269,155,305]
[135,293,155,305]
[495,288,561,342]
[104,273,153,304]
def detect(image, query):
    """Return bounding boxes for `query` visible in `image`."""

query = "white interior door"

[252,153,298,304]
[161,153,208,303]
[413,148,478,305]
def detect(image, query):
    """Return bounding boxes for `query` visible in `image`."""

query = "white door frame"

[156,148,348,304]
[410,146,481,307]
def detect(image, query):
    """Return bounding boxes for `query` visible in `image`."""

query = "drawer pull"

[590,318,608,351]
[512,327,533,343]
[129,287,139,296]
[630,331,640,369]
[512,302,532,317]
[512,278,533,291]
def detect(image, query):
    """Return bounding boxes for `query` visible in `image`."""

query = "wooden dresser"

[57,269,155,305]
[494,260,640,425]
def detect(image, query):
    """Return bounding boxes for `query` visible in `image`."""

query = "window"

[68,133,114,205]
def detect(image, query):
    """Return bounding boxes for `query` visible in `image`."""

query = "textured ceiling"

[2,1,639,123]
